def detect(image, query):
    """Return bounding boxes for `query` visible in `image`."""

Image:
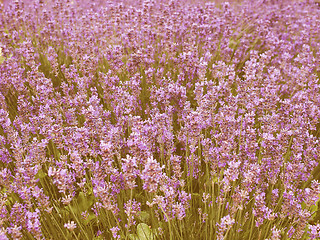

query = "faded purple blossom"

[121,155,139,190]
[140,156,164,193]
[217,215,235,240]
[110,226,121,240]
[309,224,320,240]
[124,199,141,228]
[265,226,282,240]
[0,228,8,240]
[64,221,77,231]
[25,209,42,239]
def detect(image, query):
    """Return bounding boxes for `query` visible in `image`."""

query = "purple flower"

[110,226,120,240]
[309,224,320,239]
[64,221,77,231]
[0,228,8,240]
[124,199,141,228]
[140,156,164,193]
[121,155,139,190]
[25,209,42,238]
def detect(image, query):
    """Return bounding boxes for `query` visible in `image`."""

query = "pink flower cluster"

[0,0,319,239]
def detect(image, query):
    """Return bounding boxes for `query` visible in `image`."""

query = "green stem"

[159,205,173,240]
[248,214,255,240]
[67,203,90,240]
[49,213,68,240]
[71,230,81,240]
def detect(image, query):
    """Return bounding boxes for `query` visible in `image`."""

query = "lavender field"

[0,0,320,239]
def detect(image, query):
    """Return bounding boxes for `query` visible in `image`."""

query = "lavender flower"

[0,0,319,239]
[140,156,164,193]
[121,155,139,190]
[64,221,77,231]
[124,199,141,228]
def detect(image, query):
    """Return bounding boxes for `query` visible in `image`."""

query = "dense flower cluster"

[0,0,320,239]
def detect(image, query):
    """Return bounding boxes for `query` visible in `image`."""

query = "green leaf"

[35,169,47,179]
[138,211,150,222]
[136,223,155,240]
[70,192,95,215]
[311,204,318,213]
[84,212,97,225]
[128,234,139,240]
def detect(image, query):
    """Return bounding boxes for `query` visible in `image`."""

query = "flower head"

[64,221,77,231]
